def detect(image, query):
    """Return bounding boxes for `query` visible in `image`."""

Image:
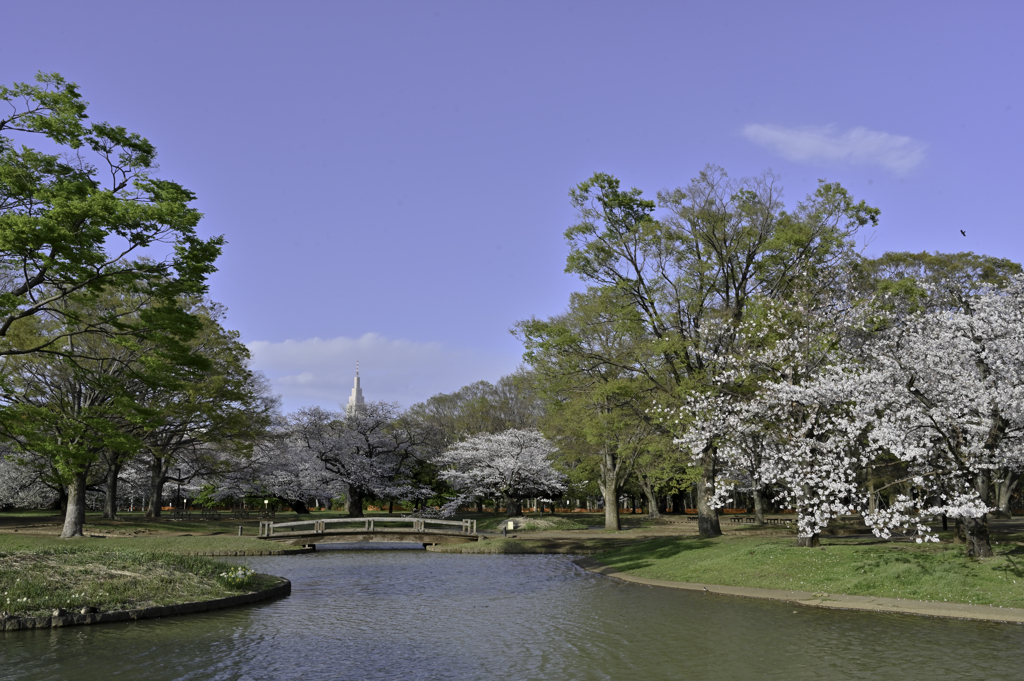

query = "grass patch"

[0,544,281,618]
[474,515,514,531]
[595,535,1024,608]
[521,516,590,531]
[473,514,595,532]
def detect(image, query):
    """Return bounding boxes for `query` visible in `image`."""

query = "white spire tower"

[346,361,365,413]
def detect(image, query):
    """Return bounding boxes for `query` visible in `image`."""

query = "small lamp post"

[264,499,269,517]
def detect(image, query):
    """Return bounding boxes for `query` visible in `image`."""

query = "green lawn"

[595,535,1024,608]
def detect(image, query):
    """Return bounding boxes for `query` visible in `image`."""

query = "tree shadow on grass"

[994,545,1024,578]
[597,537,711,573]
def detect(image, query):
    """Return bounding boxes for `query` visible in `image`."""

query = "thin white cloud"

[742,124,927,175]
[247,333,519,413]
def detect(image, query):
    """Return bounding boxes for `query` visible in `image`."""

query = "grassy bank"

[594,535,1024,608]
[0,543,282,619]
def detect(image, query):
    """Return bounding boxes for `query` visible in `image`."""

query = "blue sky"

[4,1,1021,410]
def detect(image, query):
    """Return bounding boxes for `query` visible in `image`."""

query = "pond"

[3,545,1022,680]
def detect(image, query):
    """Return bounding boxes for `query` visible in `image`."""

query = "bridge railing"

[258,517,477,538]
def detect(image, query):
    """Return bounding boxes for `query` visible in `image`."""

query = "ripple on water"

[3,548,1023,681]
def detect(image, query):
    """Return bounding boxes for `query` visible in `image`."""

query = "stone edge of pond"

[574,557,1024,625]
[0,578,291,631]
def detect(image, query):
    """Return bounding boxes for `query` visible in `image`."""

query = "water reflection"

[3,547,1022,680]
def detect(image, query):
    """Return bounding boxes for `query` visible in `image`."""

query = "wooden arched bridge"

[257,517,481,547]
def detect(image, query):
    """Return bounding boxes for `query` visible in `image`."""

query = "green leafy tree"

[0,71,222,357]
[134,303,278,518]
[536,166,877,536]
[518,288,655,530]
[858,250,1022,316]
[0,286,205,536]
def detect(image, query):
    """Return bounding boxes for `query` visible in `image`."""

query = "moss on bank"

[594,535,1024,608]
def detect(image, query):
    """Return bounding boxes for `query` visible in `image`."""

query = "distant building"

[346,362,365,414]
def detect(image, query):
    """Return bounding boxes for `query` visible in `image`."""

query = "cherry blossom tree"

[290,402,429,518]
[0,450,55,509]
[845,278,1024,556]
[207,435,346,512]
[435,428,566,517]
[659,292,872,545]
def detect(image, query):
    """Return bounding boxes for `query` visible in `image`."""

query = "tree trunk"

[959,473,995,557]
[390,499,396,514]
[752,487,765,525]
[796,534,820,547]
[598,445,622,530]
[505,495,522,517]
[696,452,722,537]
[961,515,994,558]
[347,487,365,518]
[475,499,483,513]
[61,471,88,538]
[102,461,122,520]
[48,486,68,512]
[598,480,620,531]
[993,470,1019,519]
[641,479,660,519]
[145,455,171,518]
